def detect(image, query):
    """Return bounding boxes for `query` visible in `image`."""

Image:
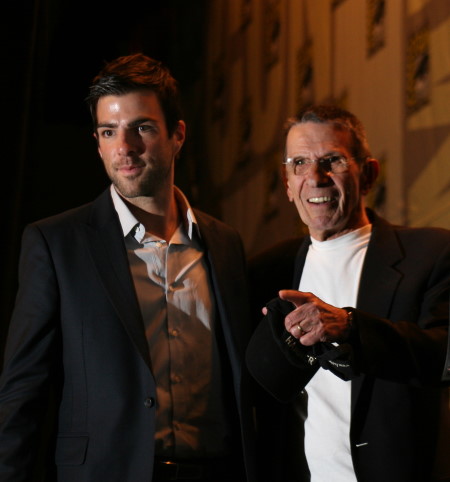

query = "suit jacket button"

[144,397,155,408]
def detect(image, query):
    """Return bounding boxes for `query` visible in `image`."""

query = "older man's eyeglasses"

[283,155,354,175]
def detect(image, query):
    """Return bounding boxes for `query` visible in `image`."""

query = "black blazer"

[0,189,257,482]
[247,211,450,482]
[445,312,450,381]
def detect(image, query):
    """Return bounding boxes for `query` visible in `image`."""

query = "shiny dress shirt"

[111,186,229,459]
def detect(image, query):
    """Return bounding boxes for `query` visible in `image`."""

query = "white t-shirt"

[296,225,372,481]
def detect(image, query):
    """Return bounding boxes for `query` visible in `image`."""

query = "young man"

[247,105,450,482]
[0,54,256,482]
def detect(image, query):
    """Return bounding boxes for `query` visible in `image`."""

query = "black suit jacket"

[0,189,257,482]
[247,211,450,482]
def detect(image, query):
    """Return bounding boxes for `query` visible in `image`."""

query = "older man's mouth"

[307,196,334,204]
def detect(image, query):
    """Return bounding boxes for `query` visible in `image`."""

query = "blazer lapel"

[194,212,249,372]
[352,213,404,410]
[357,216,404,317]
[83,190,152,369]
[293,237,311,289]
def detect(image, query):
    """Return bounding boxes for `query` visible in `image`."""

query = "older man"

[247,105,450,482]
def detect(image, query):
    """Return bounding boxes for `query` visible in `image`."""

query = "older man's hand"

[280,289,352,346]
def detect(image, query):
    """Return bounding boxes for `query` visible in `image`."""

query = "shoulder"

[368,209,450,254]
[373,214,450,250]
[394,224,450,244]
[18,203,95,260]
[30,202,94,229]
[21,191,113,248]
[193,208,241,241]
[27,190,112,232]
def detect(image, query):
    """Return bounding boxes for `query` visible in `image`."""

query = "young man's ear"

[360,158,379,195]
[93,132,102,158]
[172,120,186,156]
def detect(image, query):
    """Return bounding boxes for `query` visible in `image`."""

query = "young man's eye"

[138,125,154,133]
[100,129,114,138]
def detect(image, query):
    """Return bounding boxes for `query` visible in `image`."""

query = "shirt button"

[170,328,179,337]
[144,397,155,408]
[171,374,182,383]
[168,282,179,292]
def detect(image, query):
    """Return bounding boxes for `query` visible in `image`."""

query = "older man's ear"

[360,158,379,195]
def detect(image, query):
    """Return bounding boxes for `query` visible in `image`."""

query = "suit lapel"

[83,190,152,369]
[352,214,404,410]
[357,216,404,317]
[293,237,311,289]
[194,211,247,370]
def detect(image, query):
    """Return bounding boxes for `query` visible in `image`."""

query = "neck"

[310,206,371,241]
[121,189,180,242]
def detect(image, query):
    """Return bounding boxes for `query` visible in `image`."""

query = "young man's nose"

[117,129,140,154]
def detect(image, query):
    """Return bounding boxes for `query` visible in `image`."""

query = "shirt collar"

[310,224,372,249]
[110,184,200,241]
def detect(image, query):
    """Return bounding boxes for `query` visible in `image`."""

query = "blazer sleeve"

[444,319,450,382]
[0,224,61,480]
